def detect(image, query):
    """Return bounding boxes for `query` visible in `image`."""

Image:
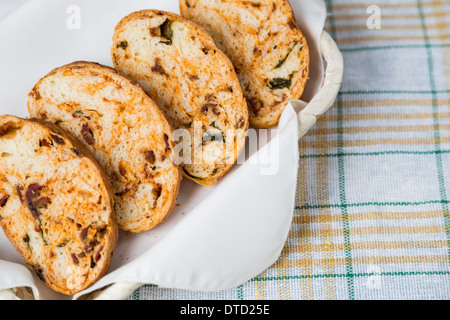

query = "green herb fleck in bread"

[180,0,310,128]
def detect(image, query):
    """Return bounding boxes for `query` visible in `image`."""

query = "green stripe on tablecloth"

[339,90,450,95]
[337,98,355,299]
[237,284,244,300]
[326,0,354,300]
[132,289,140,300]
[252,271,450,282]
[299,150,450,159]
[296,199,450,210]
[341,44,450,53]
[417,0,450,258]
[300,150,450,159]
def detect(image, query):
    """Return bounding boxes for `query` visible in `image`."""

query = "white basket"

[0,30,343,301]
[297,31,343,140]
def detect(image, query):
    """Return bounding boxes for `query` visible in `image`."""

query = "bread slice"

[180,0,310,128]
[0,115,118,295]
[28,61,182,233]
[111,10,248,186]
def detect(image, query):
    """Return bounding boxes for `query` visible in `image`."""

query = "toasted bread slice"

[28,61,181,233]
[0,115,118,295]
[111,10,248,186]
[180,0,310,128]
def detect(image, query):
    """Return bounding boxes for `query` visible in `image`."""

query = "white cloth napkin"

[0,0,326,300]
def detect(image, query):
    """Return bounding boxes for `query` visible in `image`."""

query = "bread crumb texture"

[180,0,310,128]
[28,61,182,233]
[0,115,118,295]
[111,10,248,186]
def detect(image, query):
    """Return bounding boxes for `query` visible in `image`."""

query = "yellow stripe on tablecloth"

[310,124,450,136]
[302,137,450,148]
[319,112,450,122]
[431,0,450,44]
[274,255,450,268]
[316,155,338,300]
[275,247,292,299]
[253,270,267,300]
[327,1,450,44]
[290,225,447,238]
[277,267,291,300]
[331,12,449,21]
[289,240,449,253]
[294,209,447,223]
[336,35,448,45]
[334,22,449,33]
[329,1,446,10]
[444,47,450,93]
[326,99,450,109]
[296,156,314,299]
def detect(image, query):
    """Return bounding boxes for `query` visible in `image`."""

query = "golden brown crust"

[111,10,249,186]
[28,61,182,232]
[0,115,118,295]
[180,0,310,128]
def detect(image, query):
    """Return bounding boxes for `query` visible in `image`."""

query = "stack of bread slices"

[0,0,309,296]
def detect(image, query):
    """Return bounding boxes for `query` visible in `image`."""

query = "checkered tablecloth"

[129,0,450,300]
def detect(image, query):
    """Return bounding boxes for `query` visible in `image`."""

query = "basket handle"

[295,31,344,140]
